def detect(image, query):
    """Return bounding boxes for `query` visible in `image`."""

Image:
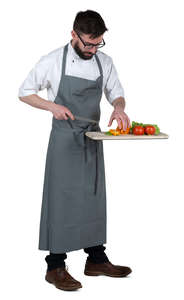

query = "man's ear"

[71,30,77,39]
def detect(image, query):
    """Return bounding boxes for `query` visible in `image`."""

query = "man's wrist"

[46,100,55,112]
[112,97,125,111]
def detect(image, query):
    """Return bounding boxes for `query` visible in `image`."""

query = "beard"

[73,41,95,60]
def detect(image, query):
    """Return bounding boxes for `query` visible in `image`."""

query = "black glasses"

[76,32,105,49]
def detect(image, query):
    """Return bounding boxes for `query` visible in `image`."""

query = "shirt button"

[72,59,74,63]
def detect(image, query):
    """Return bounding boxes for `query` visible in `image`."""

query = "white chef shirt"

[18,40,125,105]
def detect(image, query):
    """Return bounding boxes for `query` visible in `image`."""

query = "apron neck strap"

[61,43,69,78]
[94,54,103,78]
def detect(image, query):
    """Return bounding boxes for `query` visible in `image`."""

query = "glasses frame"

[76,32,105,49]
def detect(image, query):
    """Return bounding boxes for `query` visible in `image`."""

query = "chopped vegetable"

[106,120,160,136]
[116,126,130,134]
[109,129,121,136]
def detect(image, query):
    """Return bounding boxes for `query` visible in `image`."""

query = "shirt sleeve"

[18,55,51,97]
[104,57,125,105]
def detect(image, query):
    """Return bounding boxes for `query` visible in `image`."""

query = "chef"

[18,10,132,291]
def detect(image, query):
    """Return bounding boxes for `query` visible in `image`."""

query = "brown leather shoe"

[45,265,82,291]
[84,260,132,277]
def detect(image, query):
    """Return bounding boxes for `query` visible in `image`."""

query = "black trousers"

[45,244,110,271]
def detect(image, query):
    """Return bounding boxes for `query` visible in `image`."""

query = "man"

[18,10,132,291]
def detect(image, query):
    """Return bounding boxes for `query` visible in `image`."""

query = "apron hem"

[38,239,107,253]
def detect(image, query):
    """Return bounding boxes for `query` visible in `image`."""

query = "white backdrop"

[1,0,183,299]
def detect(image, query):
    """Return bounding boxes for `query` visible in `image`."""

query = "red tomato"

[144,125,156,135]
[133,126,145,135]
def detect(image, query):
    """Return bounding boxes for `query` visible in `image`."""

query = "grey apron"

[38,43,107,253]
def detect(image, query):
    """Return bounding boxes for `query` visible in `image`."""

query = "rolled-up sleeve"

[18,55,51,97]
[104,57,125,105]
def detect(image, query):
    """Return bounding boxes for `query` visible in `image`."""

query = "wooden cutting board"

[85,131,169,140]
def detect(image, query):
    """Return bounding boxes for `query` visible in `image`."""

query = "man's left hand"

[108,107,131,130]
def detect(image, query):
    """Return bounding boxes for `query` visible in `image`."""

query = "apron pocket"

[49,130,85,189]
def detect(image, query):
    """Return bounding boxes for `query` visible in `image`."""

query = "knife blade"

[73,115,99,124]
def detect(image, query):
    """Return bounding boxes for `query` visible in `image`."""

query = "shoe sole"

[45,277,82,291]
[84,270,131,277]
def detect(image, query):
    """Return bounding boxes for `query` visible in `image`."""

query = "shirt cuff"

[18,90,37,98]
[108,94,125,105]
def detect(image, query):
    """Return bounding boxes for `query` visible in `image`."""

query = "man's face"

[71,31,104,60]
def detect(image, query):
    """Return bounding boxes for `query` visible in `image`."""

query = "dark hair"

[73,10,108,39]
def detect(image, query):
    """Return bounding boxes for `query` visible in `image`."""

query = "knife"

[73,115,99,124]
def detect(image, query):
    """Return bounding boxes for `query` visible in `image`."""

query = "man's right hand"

[19,95,75,121]
[48,103,75,121]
